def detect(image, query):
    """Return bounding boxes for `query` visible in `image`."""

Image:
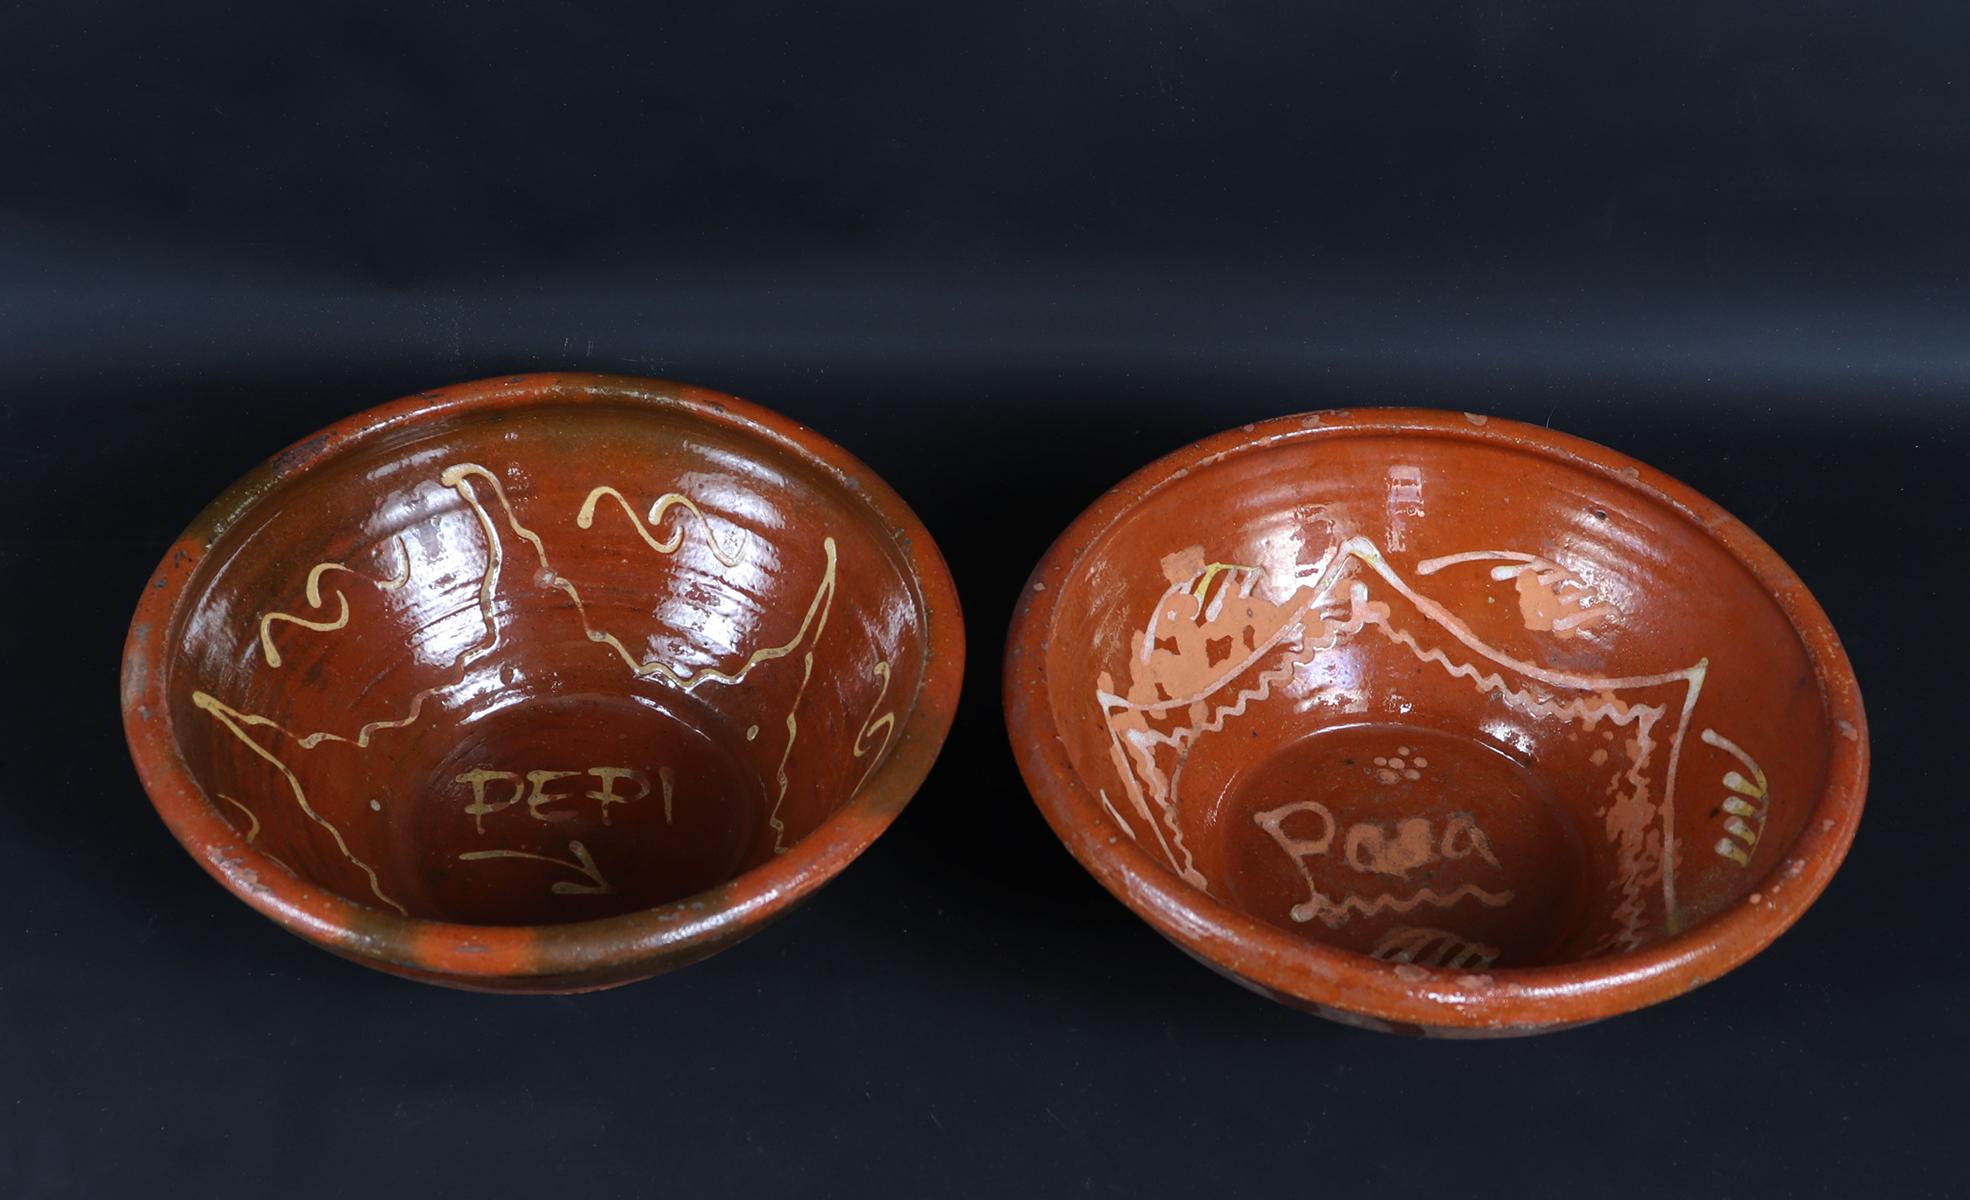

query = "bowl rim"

[1004,407,1867,1033]
[121,372,964,988]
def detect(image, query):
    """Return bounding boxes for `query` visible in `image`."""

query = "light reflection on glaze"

[255,537,411,669]
[444,463,839,695]
[196,459,870,908]
[1099,527,1760,951]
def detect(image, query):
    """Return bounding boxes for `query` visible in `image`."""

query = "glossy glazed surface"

[123,374,962,990]
[1006,410,1866,1035]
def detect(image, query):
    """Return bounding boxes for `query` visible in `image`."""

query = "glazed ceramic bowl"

[1006,409,1866,1036]
[123,374,962,991]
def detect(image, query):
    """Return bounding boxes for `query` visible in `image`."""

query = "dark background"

[2,2,1966,1195]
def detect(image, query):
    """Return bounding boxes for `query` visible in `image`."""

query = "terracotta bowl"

[1006,409,1866,1036]
[122,374,962,991]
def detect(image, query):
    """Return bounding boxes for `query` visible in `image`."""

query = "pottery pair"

[121,375,1865,1034]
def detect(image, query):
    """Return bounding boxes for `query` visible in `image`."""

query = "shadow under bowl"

[1005,409,1865,1036]
[123,373,962,991]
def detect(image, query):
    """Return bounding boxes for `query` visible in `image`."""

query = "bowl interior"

[162,394,926,925]
[1040,424,1835,971]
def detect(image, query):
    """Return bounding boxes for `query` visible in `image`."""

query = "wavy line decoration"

[1310,884,1514,927]
[194,462,849,905]
[202,466,835,745]
[446,464,836,695]
[256,536,412,669]
[1099,529,1714,950]
[576,486,746,567]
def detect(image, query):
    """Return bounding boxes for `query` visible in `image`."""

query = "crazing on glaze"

[193,462,894,910]
[1097,523,1765,955]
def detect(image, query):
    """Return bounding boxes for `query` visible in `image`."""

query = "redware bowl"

[1005,409,1866,1036]
[122,374,962,991]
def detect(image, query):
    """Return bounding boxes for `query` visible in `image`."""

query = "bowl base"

[391,689,770,925]
[1210,722,1593,969]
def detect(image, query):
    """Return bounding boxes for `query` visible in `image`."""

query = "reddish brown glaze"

[122,374,962,991]
[1006,410,1866,1035]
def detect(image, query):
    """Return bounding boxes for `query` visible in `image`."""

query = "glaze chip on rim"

[123,374,962,991]
[1005,409,1865,1036]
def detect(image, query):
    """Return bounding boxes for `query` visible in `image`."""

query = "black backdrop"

[3,2,1966,1196]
